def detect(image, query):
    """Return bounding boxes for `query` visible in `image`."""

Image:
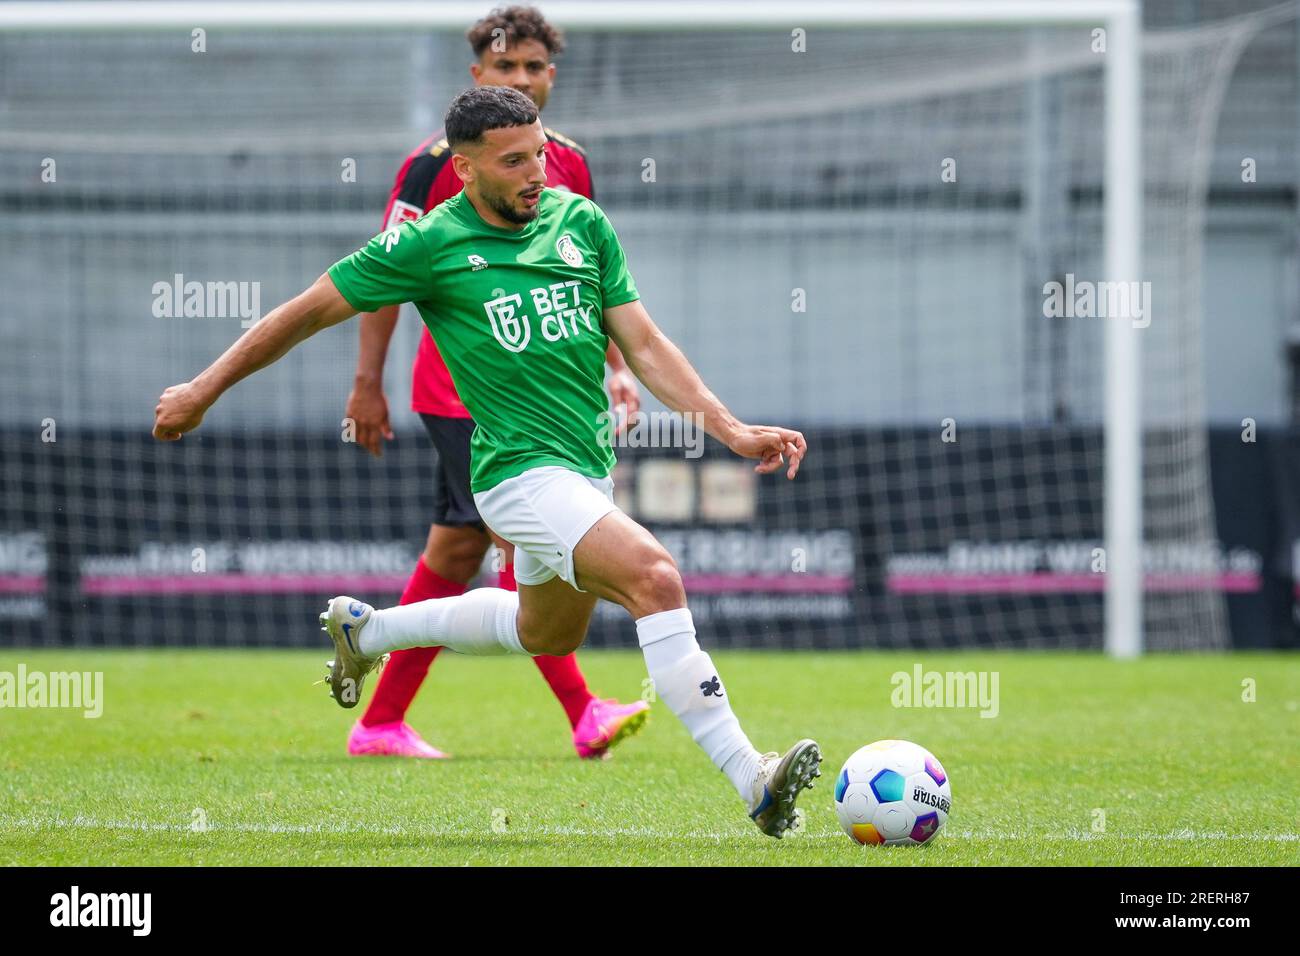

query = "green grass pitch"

[1,648,1296,866]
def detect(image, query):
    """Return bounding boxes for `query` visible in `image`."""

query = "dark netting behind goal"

[1,14,1280,650]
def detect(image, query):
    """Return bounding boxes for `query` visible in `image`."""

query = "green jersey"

[328,188,640,493]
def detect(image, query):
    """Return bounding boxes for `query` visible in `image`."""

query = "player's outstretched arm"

[153,274,357,441]
[604,299,806,479]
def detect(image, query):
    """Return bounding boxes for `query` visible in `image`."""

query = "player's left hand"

[153,382,208,441]
[727,424,806,480]
[606,368,641,436]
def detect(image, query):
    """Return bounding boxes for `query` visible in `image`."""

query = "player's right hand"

[345,381,395,458]
[727,424,807,480]
[153,382,208,441]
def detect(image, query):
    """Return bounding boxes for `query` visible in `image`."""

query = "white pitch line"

[0,817,1296,843]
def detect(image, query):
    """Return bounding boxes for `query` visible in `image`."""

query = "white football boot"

[748,739,822,838]
[319,596,382,709]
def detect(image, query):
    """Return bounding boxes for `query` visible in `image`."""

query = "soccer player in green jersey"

[153,86,820,837]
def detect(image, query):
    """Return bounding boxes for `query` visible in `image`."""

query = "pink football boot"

[346,720,450,759]
[573,697,650,759]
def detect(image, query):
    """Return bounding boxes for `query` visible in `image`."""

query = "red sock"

[360,558,465,728]
[534,653,595,729]
[500,565,596,729]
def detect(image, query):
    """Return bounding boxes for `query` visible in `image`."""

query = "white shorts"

[473,465,617,591]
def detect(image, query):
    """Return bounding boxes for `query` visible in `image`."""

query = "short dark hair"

[444,86,540,149]
[466,5,565,58]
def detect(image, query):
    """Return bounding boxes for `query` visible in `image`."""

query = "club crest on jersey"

[484,290,531,353]
[556,234,584,268]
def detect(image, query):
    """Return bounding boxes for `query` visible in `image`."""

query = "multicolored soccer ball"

[834,739,951,846]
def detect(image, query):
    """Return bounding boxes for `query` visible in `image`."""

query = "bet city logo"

[484,280,596,353]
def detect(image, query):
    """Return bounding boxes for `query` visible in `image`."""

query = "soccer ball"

[834,739,951,846]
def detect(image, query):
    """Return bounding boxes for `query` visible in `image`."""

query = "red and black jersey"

[379,127,596,417]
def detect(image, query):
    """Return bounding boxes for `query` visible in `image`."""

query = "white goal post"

[0,0,1145,657]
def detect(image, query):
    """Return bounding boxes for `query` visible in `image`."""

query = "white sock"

[636,608,761,802]
[359,588,527,658]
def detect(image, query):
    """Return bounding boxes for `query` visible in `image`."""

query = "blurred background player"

[342,6,647,760]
